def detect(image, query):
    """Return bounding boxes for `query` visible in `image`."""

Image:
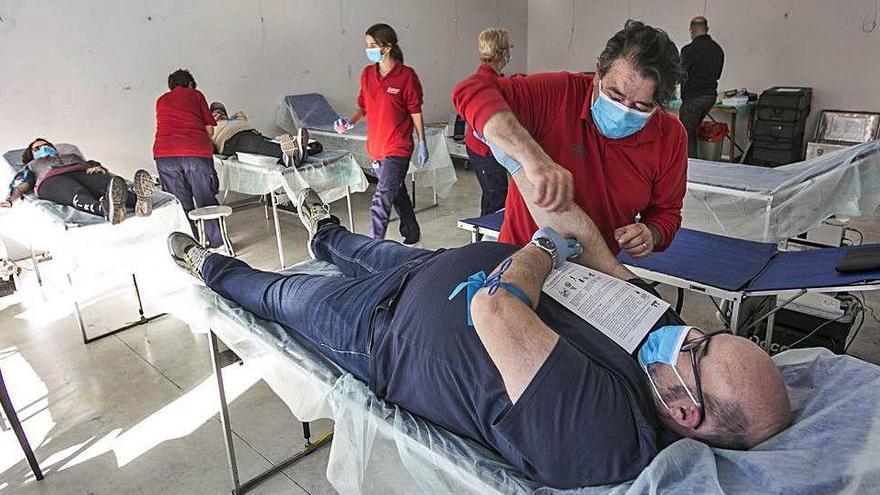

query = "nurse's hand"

[85,165,106,174]
[334,118,354,134]
[417,139,429,168]
[0,198,13,208]
[615,223,655,258]
[525,159,573,212]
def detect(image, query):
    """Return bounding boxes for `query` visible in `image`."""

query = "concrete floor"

[2,162,880,494]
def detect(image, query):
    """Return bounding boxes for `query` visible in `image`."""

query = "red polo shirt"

[153,87,215,159]
[463,63,500,157]
[357,62,423,161]
[452,71,687,253]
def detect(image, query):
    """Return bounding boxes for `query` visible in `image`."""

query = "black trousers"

[222,131,282,160]
[467,148,508,216]
[679,94,717,158]
[37,171,134,215]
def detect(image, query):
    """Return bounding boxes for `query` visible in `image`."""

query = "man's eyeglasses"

[680,328,730,429]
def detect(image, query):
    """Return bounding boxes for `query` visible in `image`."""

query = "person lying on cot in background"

[453,20,688,258]
[1,138,156,224]
[168,166,791,488]
[209,102,311,167]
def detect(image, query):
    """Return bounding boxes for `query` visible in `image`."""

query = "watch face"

[536,237,555,251]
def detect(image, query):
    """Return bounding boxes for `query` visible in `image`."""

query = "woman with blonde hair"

[465,28,513,215]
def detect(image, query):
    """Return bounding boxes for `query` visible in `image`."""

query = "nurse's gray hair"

[597,20,681,105]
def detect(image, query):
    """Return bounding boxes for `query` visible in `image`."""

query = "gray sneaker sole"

[106,176,127,225]
[133,170,156,217]
[280,134,301,168]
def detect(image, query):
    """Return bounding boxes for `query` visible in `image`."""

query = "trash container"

[696,122,728,161]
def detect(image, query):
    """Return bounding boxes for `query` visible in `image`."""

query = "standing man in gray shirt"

[679,16,724,157]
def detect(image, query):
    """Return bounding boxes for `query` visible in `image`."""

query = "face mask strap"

[643,364,670,410]
[673,366,701,407]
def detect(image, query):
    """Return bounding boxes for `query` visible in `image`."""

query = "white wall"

[0,0,526,177]
[527,0,880,136]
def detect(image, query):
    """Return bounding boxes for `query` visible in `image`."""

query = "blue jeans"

[201,223,432,382]
[156,156,222,247]
[467,148,508,216]
[368,155,420,242]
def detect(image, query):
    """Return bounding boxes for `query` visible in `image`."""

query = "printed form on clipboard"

[542,261,669,354]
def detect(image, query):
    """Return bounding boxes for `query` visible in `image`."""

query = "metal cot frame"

[216,158,357,269]
[29,222,165,344]
[207,329,332,494]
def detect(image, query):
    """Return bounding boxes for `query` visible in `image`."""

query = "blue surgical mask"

[365,48,384,63]
[591,80,654,139]
[33,146,58,160]
[638,325,700,410]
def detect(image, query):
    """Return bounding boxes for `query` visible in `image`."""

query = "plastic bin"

[696,122,728,161]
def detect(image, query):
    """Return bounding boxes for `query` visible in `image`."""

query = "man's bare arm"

[512,172,635,280]
[471,244,559,403]
[482,110,573,212]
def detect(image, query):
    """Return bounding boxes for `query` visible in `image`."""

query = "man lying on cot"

[1,138,156,224]
[168,186,791,488]
[210,102,313,167]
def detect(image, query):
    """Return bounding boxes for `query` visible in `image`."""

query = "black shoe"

[167,232,210,282]
[133,169,157,217]
[103,175,127,225]
[296,188,330,258]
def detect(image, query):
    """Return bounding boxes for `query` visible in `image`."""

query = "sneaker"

[132,169,157,217]
[167,232,211,282]
[296,127,310,162]
[280,133,301,168]
[296,188,330,258]
[102,175,127,225]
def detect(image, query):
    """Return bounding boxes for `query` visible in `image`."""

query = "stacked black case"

[751,87,812,166]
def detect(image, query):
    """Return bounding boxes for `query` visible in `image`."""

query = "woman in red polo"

[334,23,427,244]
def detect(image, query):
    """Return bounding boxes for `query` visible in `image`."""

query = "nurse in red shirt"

[465,28,514,216]
[335,23,427,244]
[453,20,687,258]
[153,69,222,247]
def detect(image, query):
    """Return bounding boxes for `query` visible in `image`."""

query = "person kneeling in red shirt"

[453,20,687,258]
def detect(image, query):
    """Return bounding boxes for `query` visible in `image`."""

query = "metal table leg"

[68,272,166,344]
[271,192,285,269]
[208,330,332,494]
[345,186,355,232]
[29,245,43,287]
[209,331,241,493]
[0,368,44,481]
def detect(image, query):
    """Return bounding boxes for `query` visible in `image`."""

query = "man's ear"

[667,403,702,429]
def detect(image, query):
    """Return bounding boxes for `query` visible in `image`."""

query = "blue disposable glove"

[417,139,429,168]
[531,226,583,268]
[334,118,354,134]
[473,130,523,174]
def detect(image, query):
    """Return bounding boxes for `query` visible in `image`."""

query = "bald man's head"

[690,16,709,39]
[652,331,791,449]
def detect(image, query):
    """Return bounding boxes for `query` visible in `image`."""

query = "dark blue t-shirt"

[370,242,680,488]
